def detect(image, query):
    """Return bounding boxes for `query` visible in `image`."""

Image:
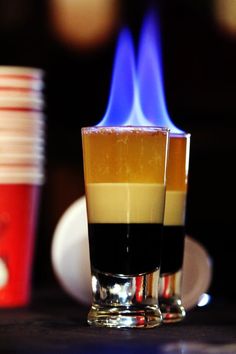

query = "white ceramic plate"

[51,197,92,304]
[51,196,212,310]
[182,235,212,309]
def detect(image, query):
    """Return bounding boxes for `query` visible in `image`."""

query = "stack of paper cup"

[0,66,44,183]
[0,66,45,307]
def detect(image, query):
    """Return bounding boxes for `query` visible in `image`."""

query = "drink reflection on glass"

[159,132,190,323]
[82,126,169,328]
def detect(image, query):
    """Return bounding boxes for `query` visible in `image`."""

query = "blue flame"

[137,12,183,133]
[97,12,184,131]
[97,29,136,126]
[97,28,150,126]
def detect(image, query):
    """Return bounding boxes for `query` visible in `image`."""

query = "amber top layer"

[82,127,169,183]
[166,134,190,191]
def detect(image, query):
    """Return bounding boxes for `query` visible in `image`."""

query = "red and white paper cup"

[0,66,45,307]
[0,183,41,307]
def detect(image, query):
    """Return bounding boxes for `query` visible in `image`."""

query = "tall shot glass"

[159,132,190,323]
[82,126,169,328]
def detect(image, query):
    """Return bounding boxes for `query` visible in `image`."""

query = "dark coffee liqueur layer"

[88,223,163,276]
[160,225,185,275]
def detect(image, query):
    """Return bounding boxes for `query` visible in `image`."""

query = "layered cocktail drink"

[82,126,169,328]
[159,132,190,322]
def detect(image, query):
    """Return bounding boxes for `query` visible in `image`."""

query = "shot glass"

[81,126,169,328]
[159,132,190,323]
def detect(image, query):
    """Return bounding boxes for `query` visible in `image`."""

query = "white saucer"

[182,235,212,309]
[51,196,92,304]
[51,196,212,310]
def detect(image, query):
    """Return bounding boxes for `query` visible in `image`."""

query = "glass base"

[159,297,186,323]
[159,269,186,323]
[88,304,162,328]
[88,268,162,328]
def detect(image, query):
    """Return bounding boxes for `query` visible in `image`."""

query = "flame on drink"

[97,11,184,133]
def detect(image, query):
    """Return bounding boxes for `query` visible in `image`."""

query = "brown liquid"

[88,223,163,275]
[160,225,185,275]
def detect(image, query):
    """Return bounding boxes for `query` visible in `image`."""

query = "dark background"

[1,0,235,301]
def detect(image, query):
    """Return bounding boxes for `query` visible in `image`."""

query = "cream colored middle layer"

[86,183,165,224]
[164,190,187,226]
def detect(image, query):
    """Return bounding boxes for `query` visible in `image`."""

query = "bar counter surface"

[0,289,236,354]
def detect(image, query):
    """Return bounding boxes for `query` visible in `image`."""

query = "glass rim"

[169,131,191,139]
[81,126,170,133]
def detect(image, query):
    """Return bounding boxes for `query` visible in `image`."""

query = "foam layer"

[163,190,187,226]
[86,183,165,223]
